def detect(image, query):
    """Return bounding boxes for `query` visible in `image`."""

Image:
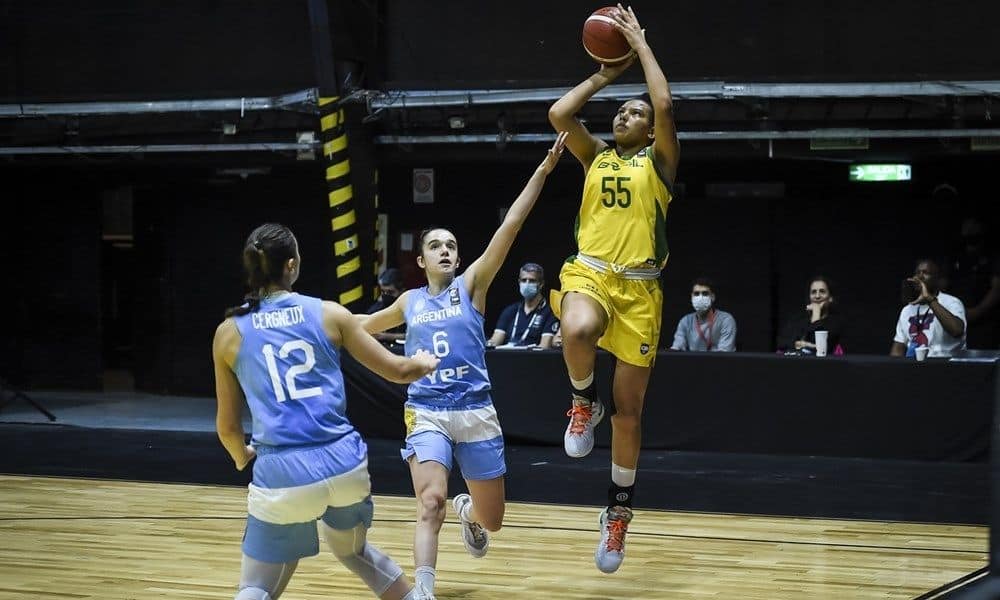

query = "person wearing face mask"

[669,278,737,352]
[948,217,1000,349]
[777,276,846,354]
[891,258,966,358]
[487,263,559,349]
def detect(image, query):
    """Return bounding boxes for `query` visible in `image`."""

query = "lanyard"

[512,299,546,344]
[694,310,716,349]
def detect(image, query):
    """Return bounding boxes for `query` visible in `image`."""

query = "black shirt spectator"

[488,263,559,348]
[778,276,846,354]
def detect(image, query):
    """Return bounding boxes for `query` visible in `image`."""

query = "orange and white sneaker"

[595,505,633,573]
[564,397,605,458]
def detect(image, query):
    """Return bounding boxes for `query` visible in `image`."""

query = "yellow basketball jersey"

[576,146,672,270]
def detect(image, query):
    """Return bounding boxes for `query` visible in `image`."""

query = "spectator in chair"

[891,259,966,358]
[777,276,845,354]
[488,263,559,348]
[670,277,737,352]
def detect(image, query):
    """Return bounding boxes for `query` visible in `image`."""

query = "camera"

[901,278,922,303]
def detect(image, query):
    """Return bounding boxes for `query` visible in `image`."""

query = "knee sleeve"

[321,522,404,596]
[235,587,272,600]
[238,554,296,599]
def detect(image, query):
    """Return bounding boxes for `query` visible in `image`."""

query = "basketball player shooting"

[548,3,680,574]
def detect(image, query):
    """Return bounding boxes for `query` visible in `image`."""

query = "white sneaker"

[412,582,436,600]
[452,493,489,558]
[595,505,633,574]
[564,397,605,458]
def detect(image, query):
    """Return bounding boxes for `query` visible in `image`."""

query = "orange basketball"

[582,7,634,65]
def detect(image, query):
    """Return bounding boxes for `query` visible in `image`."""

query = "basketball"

[582,7,634,65]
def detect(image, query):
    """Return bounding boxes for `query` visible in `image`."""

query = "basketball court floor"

[0,391,988,599]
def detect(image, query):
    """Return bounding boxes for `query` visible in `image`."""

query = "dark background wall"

[2,180,103,389]
[0,0,373,102]
[380,0,1000,88]
[3,1,998,102]
[1,0,998,394]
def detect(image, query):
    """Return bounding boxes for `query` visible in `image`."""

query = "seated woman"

[777,276,845,354]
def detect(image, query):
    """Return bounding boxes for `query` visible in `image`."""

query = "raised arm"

[463,133,567,309]
[613,4,680,183]
[549,61,633,169]
[324,301,438,383]
[357,290,410,334]
[912,278,965,338]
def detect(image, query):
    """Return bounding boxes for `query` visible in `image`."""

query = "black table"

[343,349,996,462]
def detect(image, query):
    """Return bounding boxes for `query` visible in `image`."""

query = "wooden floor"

[0,475,986,599]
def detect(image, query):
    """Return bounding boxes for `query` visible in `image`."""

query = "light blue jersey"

[232,292,355,447]
[404,275,492,407]
[231,292,373,563]
[401,275,505,480]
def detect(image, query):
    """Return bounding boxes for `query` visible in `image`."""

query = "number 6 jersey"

[232,292,353,447]
[403,275,492,407]
[578,146,673,271]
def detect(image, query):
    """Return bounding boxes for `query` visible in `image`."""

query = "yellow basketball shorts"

[550,258,663,367]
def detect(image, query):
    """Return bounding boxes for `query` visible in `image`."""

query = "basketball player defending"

[360,134,567,599]
[213,223,439,599]
[548,4,679,573]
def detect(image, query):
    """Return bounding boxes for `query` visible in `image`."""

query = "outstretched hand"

[538,131,568,174]
[611,4,646,50]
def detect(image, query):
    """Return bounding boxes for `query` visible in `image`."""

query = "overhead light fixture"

[295,131,317,160]
[216,167,271,179]
[971,137,1000,151]
[810,137,868,150]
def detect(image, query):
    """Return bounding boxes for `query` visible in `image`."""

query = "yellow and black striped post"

[319,96,363,307]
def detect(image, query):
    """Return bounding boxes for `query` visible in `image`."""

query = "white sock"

[415,566,435,593]
[612,463,636,487]
[570,372,594,390]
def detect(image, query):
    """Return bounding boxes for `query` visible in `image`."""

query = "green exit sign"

[849,164,912,182]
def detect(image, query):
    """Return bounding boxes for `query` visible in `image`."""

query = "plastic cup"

[915,346,929,362]
[814,330,829,357]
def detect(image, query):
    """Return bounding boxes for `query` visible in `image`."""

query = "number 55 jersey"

[579,146,673,271]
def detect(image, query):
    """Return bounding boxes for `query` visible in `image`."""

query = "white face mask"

[519,282,539,300]
[691,295,712,312]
